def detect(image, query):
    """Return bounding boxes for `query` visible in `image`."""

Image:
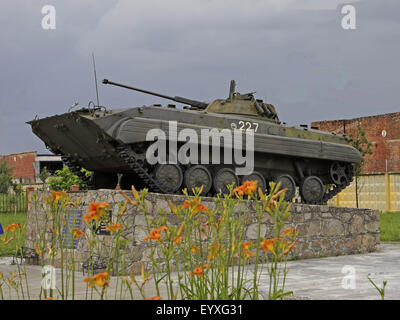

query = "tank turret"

[103,79,279,122]
[205,80,279,122]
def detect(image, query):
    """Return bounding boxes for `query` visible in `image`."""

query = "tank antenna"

[92,52,100,107]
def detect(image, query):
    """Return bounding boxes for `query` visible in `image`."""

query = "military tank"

[28,79,361,204]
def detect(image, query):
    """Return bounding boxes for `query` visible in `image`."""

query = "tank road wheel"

[242,171,267,193]
[329,162,352,186]
[274,174,296,202]
[213,168,239,195]
[155,164,183,193]
[184,165,212,195]
[300,176,325,204]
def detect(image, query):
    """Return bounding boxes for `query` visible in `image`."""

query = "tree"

[0,160,13,194]
[349,124,373,208]
[38,166,50,191]
[12,182,23,195]
[48,166,91,191]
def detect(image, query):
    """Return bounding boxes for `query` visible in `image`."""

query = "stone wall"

[25,190,380,273]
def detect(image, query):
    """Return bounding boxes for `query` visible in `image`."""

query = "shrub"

[0,161,13,194]
[48,167,91,191]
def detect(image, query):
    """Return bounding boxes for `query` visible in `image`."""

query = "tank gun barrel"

[102,79,208,109]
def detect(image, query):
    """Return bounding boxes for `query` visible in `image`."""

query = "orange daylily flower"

[81,212,95,224]
[93,272,109,287]
[4,223,21,233]
[195,203,209,214]
[207,242,221,260]
[106,224,123,233]
[173,236,183,244]
[90,202,110,215]
[180,199,193,210]
[144,229,161,242]
[189,266,203,277]
[143,226,168,242]
[259,238,280,252]
[232,180,258,197]
[82,202,110,224]
[241,241,252,250]
[2,223,22,244]
[281,240,298,257]
[71,228,85,239]
[83,272,110,288]
[181,199,209,216]
[50,190,65,202]
[232,187,244,197]
[244,180,258,194]
[242,250,255,259]
[191,245,200,254]
[42,297,54,300]
[282,228,296,237]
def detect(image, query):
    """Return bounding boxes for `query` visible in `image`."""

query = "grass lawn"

[380,211,400,242]
[0,212,27,257]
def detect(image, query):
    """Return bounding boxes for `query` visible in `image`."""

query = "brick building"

[311,112,400,173]
[0,151,63,184]
[0,152,36,184]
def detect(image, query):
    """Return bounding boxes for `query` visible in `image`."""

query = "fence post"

[26,187,35,213]
[335,193,340,207]
[385,173,391,212]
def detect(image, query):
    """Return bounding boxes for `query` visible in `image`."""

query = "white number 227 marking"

[230,121,259,132]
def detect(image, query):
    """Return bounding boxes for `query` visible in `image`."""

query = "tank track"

[319,167,354,205]
[63,144,354,205]
[115,144,173,194]
[116,143,355,205]
[61,156,94,190]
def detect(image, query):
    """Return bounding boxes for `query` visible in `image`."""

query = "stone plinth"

[25,190,380,273]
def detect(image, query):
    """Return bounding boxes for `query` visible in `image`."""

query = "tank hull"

[29,105,361,203]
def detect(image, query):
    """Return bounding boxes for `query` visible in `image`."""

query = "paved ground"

[0,243,399,300]
[278,243,400,300]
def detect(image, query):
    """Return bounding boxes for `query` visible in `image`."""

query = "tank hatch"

[205,80,279,122]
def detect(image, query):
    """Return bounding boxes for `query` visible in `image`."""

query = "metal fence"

[0,192,27,213]
[327,172,400,212]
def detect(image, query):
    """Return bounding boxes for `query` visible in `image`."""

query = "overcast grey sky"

[0,0,399,154]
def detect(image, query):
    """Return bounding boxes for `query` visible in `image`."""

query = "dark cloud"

[0,0,399,154]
